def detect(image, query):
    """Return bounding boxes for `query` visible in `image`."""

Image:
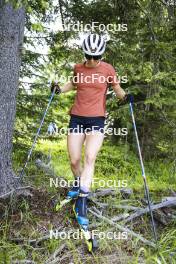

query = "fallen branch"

[111,213,130,222]
[44,243,67,264]
[0,186,34,200]
[47,251,73,264]
[91,206,102,215]
[0,190,13,199]
[9,236,47,245]
[12,261,36,264]
[88,208,156,248]
[90,199,139,211]
[9,227,75,246]
[153,210,171,226]
[124,198,176,223]
[89,188,117,198]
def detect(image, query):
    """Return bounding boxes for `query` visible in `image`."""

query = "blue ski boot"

[73,190,98,252]
[67,176,80,199]
[73,190,89,229]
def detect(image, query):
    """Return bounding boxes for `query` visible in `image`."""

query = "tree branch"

[88,208,156,248]
[124,198,176,223]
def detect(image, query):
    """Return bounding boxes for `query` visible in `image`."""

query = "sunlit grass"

[31,137,176,192]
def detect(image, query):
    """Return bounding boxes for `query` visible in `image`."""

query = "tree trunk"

[0,1,25,195]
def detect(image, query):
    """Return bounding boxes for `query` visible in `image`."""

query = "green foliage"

[5,0,176,262]
[13,137,174,192]
[13,0,176,162]
[135,229,176,263]
[0,242,27,263]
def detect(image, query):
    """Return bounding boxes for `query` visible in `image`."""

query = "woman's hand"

[123,93,133,103]
[112,83,126,100]
[51,81,76,94]
[51,82,62,94]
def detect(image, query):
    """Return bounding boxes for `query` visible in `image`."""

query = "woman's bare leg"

[80,131,104,191]
[67,133,86,177]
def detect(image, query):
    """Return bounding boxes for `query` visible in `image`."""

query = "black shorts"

[68,114,105,134]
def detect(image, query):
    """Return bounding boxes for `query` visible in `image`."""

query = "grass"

[3,135,175,263]
[24,136,176,192]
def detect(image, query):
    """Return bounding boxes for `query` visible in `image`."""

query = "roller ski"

[55,177,80,211]
[73,190,98,253]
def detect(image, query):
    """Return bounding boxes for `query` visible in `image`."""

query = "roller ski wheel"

[81,227,98,253]
[73,190,99,253]
[89,238,98,252]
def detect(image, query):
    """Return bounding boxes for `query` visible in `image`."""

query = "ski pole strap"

[79,192,89,197]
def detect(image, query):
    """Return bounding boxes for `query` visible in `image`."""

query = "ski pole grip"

[50,81,62,95]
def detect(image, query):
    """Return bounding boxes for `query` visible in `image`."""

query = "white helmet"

[82,33,106,56]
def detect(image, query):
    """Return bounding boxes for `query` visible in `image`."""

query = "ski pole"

[17,89,56,184]
[129,95,157,243]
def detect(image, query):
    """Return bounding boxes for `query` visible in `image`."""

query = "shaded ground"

[0,187,176,263]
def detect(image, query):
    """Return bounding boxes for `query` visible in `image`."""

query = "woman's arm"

[112,83,126,100]
[61,81,76,93]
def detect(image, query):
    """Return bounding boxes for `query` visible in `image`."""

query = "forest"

[0,0,176,263]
